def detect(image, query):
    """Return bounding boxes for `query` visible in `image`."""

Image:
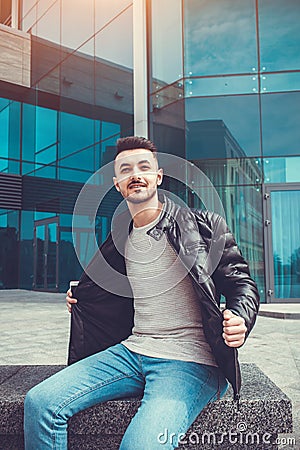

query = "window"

[0,0,12,26]
[0,0,19,28]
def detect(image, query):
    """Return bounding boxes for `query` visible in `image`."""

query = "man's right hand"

[66,289,77,313]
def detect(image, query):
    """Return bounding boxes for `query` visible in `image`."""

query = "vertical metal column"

[11,0,19,29]
[133,0,148,138]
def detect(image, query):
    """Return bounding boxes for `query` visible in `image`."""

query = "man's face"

[113,148,163,204]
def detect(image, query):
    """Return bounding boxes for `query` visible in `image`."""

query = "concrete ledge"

[0,364,293,449]
[258,304,300,320]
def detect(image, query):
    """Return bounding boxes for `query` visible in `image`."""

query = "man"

[24,136,259,450]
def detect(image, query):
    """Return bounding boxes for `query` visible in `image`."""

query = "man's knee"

[24,383,51,418]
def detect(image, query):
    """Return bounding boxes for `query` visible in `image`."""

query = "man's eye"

[121,168,130,173]
[141,165,150,170]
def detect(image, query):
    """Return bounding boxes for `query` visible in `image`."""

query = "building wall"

[149,0,300,302]
[0,0,300,301]
[0,0,134,291]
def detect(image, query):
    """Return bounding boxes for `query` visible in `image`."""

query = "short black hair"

[116,136,157,158]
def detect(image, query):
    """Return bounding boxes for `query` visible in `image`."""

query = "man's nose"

[130,167,142,178]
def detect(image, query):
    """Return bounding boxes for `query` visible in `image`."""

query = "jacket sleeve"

[211,214,260,341]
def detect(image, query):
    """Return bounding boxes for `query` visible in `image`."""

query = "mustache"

[127,180,147,188]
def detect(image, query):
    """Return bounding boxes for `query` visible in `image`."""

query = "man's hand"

[222,309,247,348]
[66,289,77,313]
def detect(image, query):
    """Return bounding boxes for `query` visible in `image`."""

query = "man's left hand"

[222,309,247,348]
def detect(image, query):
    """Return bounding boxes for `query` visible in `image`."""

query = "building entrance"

[33,217,58,291]
[264,183,300,303]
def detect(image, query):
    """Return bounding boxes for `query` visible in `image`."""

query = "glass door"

[264,184,300,303]
[33,217,58,291]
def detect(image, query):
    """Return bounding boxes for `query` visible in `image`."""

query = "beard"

[122,186,157,204]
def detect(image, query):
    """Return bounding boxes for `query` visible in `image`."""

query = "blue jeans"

[24,343,228,450]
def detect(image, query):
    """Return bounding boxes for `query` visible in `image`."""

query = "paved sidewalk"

[0,290,299,449]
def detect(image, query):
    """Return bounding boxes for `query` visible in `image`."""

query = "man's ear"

[157,168,163,185]
[113,176,120,192]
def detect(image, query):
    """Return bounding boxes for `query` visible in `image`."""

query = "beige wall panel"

[0,24,31,87]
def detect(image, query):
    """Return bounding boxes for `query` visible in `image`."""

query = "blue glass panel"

[101,122,121,165]
[36,145,57,165]
[47,222,57,289]
[184,0,257,76]
[8,102,21,173]
[261,91,300,157]
[191,158,262,186]
[59,112,95,158]
[185,75,258,97]
[36,106,57,152]
[58,167,92,183]
[264,157,300,183]
[34,212,56,221]
[58,145,96,181]
[0,209,19,289]
[259,0,300,72]
[0,158,8,172]
[191,184,264,299]
[19,210,34,289]
[22,162,56,178]
[102,121,121,141]
[271,190,300,298]
[260,72,300,94]
[36,225,45,240]
[32,163,56,179]
[0,99,9,159]
[186,95,261,158]
[22,103,36,164]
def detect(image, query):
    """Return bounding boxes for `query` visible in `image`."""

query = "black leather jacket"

[68,195,260,400]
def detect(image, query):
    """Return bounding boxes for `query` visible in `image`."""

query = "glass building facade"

[0,0,299,302]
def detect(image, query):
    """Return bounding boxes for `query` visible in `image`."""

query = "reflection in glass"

[261,92,300,157]
[34,220,58,290]
[259,0,300,72]
[192,158,262,186]
[62,0,94,52]
[186,96,261,158]
[271,190,300,298]
[95,5,133,69]
[21,1,37,32]
[34,224,46,289]
[47,222,57,289]
[185,75,258,97]
[260,72,300,94]
[184,0,257,76]
[264,157,300,183]
[0,99,9,159]
[0,209,19,289]
[59,112,95,158]
[60,41,95,105]
[151,0,183,87]
[36,106,57,152]
[35,1,60,45]
[189,184,264,297]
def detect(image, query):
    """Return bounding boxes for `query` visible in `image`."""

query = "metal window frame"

[263,182,300,303]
